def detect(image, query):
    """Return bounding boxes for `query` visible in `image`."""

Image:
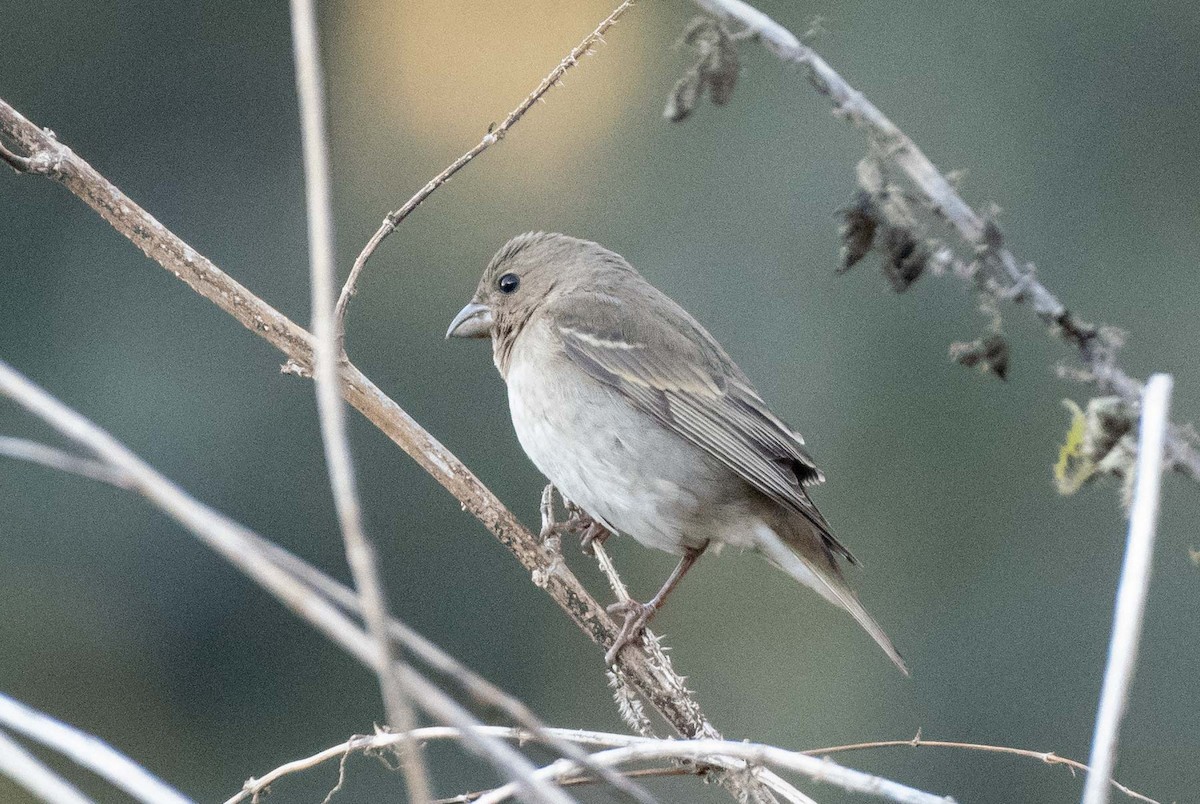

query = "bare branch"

[805,736,1158,804]
[0,693,193,804]
[0,728,94,804]
[235,726,990,804]
[1083,375,1173,804]
[0,94,774,803]
[473,738,955,804]
[0,358,572,804]
[0,436,131,487]
[287,0,428,798]
[688,0,1200,484]
[334,0,637,345]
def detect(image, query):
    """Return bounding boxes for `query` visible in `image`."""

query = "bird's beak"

[445,302,494,339]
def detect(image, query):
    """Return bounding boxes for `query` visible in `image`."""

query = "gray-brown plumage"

[447,232,907,673]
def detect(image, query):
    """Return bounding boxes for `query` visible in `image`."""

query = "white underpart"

[505,319,760,556]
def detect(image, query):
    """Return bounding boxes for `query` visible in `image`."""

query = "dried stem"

[473,738,954,804]
[0,729,94,804]
[0,693,193,804]
[287,0,428,797]
[805,736,1157,804]
[1083,375,1173,804]
[0,436,131,487]
[333,0,637,346]
[689,0,1199,482]
[232,726,967,804]
[0,94,775,803]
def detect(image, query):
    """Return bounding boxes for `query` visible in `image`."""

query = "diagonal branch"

[0,95,771,802]
[0,693,193,804]
[334,0,637,346]
[0,729,95,804]
[287,0,429,798]
[689,0,1199,483]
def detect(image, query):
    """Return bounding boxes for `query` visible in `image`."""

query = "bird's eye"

[498,273,520,294]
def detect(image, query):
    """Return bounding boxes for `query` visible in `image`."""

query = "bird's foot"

[538,484,567,543]
[579,520,612,555]
[604,599,657,665]
[540,486,613,553]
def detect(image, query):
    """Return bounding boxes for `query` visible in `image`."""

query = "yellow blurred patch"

[1054,399,1093,495]
[339,0,650,194]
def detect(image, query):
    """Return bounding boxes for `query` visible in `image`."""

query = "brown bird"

[447,232,907,673]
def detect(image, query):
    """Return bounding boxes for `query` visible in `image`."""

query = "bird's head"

[446,231,633,370]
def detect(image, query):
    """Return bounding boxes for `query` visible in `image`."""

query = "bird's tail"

[754,519,910,676]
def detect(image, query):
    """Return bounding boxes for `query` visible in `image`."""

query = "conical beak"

[445,302,494,339]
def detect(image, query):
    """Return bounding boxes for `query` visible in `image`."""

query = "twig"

[0,139,32,172]
[0,728,94,804]
[234,726,980,804]
[688,0,1199,483]
[433,768,692,804]
[473,739,955,804]
[333,0,637,346]
[0,693,193,804]
[287,1,429,798]
[0,358,572,804]
[0,436,131,487]
[0,95,776,804]
[229,726,632,803]
[804,736,1158,804]
[1083,375,1173,804]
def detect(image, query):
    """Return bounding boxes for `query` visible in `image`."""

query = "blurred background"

[2,1,1198,801]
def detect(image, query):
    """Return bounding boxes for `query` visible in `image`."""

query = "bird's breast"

[504,325,752,555]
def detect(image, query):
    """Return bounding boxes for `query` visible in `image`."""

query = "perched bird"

[447,232,907,673]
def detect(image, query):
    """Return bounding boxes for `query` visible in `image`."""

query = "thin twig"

[233,726,965,804]
[0,95,777,804]
[0,436,131,487]
[689,0,1199,483]
[333,0,637,346]
[804,736,1158,804]
[0,358,572,804]
[0,693,193,804]
[432,768,693,804]
[0,138,32,172]
[1083,375,1173,804]
[0,728,95,804]
[473,739,955,804]
[287,1,429,798]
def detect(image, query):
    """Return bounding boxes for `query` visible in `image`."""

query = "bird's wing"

[550,288,855,563]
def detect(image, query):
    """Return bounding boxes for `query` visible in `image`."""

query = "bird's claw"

[604,600,657,665]
[539,486,613,552]
[579,520,612,555]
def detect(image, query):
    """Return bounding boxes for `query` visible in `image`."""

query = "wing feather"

[551,288,855,563]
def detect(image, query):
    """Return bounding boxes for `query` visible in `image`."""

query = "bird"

[447,232,907,673]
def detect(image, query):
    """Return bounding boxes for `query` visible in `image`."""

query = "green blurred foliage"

[1,1,1198,802]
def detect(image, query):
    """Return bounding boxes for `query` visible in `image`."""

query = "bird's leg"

[604,543,707,665]
[556,496,613,555]
[578,519,612,555]
[538,483,562,543]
